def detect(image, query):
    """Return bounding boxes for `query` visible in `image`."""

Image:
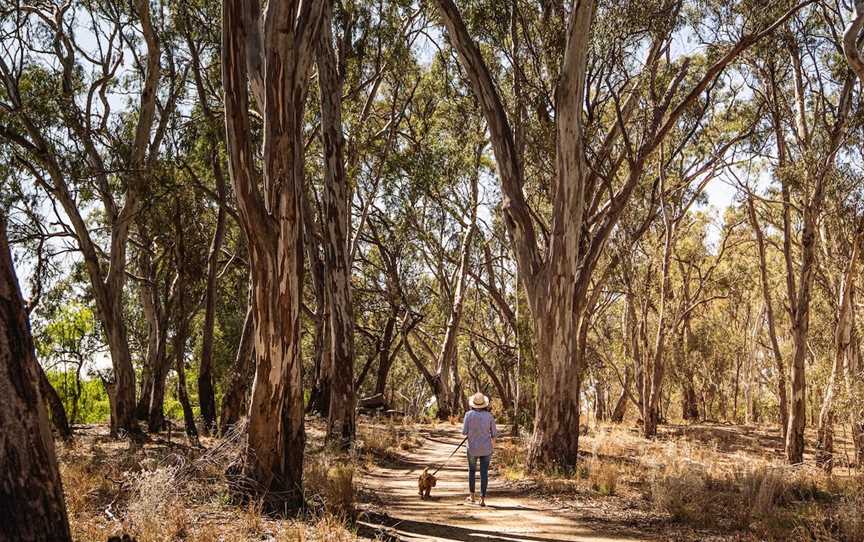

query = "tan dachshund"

[418,467,437,499]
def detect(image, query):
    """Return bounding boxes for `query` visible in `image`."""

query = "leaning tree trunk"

[222,0,325,511]
[747,195,789,437]
[816,234,859,471]
[318,1,356,448]
[0,216,72,541]
[37,364,72,439]
[432,225,476,420]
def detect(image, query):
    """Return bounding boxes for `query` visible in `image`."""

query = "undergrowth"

[57,422,362,541]
[492,424,864,541]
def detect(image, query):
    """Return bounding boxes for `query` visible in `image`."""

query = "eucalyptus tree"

[814,181,862,470]
[222,0,326,510]
[741,3,856,463]
[837,0,864,469]
[0,0,180,436]
[429,0,807,466]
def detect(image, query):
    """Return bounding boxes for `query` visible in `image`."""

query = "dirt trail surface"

[358,426,653,542]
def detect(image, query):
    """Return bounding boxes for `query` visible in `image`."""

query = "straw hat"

[469,392,490,409]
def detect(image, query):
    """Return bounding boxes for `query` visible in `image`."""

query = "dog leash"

[431,435,469,476]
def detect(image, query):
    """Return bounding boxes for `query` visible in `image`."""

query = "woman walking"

[462,392,498,506]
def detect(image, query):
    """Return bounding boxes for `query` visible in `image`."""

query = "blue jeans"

[468,454,491,497]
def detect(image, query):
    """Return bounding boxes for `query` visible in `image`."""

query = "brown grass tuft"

[304,457,356,519]
[357,421,423,462]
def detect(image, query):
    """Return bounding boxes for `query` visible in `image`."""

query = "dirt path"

[358,426,653,542]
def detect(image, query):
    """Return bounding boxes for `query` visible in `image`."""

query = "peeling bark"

[222,0,325,510]
[317,3,355,447]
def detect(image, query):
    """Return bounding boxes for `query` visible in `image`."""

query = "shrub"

[126,466,190,542]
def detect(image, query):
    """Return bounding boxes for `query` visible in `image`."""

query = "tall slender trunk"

[744,303,764,424]
[174,294,199,446]
[318,4,355,447]
[146,321,170,432]
[679,322,699,422]
[304,189,331,417]
[432,205,477,420]
[198,196,225,435]
[135,234,158,421]
[0,216,72,541]
[511,280,526,435]
[188,16,230,435]
[786,203,822,464]
[746,195,788,437]
[147,271,174,433]
[643,190,674,438]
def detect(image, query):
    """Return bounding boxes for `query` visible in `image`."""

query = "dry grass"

[305,456,356,519]
[56,423,364,541]
[356,420,424,463]
[491,422,864,540]
[587,460,620,496]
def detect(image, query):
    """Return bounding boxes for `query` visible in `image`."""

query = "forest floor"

[354,420,864,542]
[54,419,864,541]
